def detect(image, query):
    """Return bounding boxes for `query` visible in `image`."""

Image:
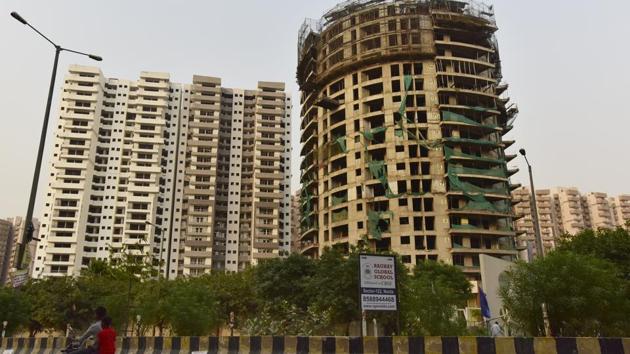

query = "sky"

[0,0,629,219]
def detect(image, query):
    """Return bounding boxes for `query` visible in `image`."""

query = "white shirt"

[490,323,503,337]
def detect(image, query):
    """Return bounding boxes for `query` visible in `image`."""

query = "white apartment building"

[512,186,630,260]
[610,195,630,229]
[511,188,559,260]
[33,65,291,278]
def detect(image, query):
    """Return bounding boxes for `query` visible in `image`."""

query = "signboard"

[359,254,397,311]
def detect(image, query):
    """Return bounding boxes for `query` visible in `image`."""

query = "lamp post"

[10,11,102,269]
[145,221,163,277]
[519,148,551,337]
[519,149,545,259]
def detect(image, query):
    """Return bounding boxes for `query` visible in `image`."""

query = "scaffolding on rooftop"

[297,0,496,61]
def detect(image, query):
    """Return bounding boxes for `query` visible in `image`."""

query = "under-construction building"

[297,0,519,281]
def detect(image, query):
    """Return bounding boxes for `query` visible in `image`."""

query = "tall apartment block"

[33,65,291,278]
[297,0,519,281]
[512,186,630,258]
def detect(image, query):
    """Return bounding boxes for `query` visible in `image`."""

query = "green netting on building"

[331,194,348,206]
[367,210,393,240]
[469,106,491,112]
[408,129,442,149]
[448,172,511,213]
[460,196,512,213]
[442,111,499,130]
[300,187,316,229]
[443,137,500,147]
[331,208,348,222]
[300,219,318,233]
[398,75,413,117]
[449,164,506,178]
[367,160,399,198]
[335,136,348,153]
[444,146,505,165]
[360,126,387,142]
[448,172,509,195]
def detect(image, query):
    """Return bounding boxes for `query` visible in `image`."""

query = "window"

[426,236,436,250]
[401,236,410,244]
[414,236,424,250]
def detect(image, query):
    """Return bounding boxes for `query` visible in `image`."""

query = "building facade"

[297,0,519,283]
[511,188,559,260]
[33,65,291,278]
[290,189,302,253]
[4,217,40,283]
[0,219,12,284]
[512,186,630,260]
[610,195,630,229]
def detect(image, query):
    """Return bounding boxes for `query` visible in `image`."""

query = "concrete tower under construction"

[297,0,519,282]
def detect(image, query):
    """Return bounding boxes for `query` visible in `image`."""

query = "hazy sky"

[1,0,629,219]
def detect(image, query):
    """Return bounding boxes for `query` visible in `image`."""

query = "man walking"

[490,321,503,337]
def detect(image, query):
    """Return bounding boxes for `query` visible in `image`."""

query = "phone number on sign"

[362,295,396,303]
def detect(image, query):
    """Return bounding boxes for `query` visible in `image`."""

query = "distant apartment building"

[33,65,291,278]
[551,187,589,235]
[512,187,630,260]
[511,188,559,260]
[5,217,40,283]
[610,195,630,229]
[584,192,615,230]
[0,219,12,284]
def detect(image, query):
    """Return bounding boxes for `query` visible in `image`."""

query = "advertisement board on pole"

[359,254,397,311]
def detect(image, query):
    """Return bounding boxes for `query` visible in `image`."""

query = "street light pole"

[519,149,545,259]
[10,11,102,270]
[519,148,551,337]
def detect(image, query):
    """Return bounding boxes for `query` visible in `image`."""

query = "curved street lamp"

[10,12,102,269]
[519,148,551,336]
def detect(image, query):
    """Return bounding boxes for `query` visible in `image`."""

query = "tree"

[306,247,360,335]
[401,261,471,336]
[22,277,78,333]
[202,269,256,332]
[163,278,219,336]
[76,270,130,332]
[253,254,315,311]
[0,287,30,336]
[557,227,630,279]
[242,300,331,336]
[135,279,172,336]
[500,251,630,336]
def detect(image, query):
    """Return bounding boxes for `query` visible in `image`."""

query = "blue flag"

[480,287,491,319]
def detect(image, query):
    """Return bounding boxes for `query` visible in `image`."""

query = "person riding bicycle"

[70,306,107,354]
